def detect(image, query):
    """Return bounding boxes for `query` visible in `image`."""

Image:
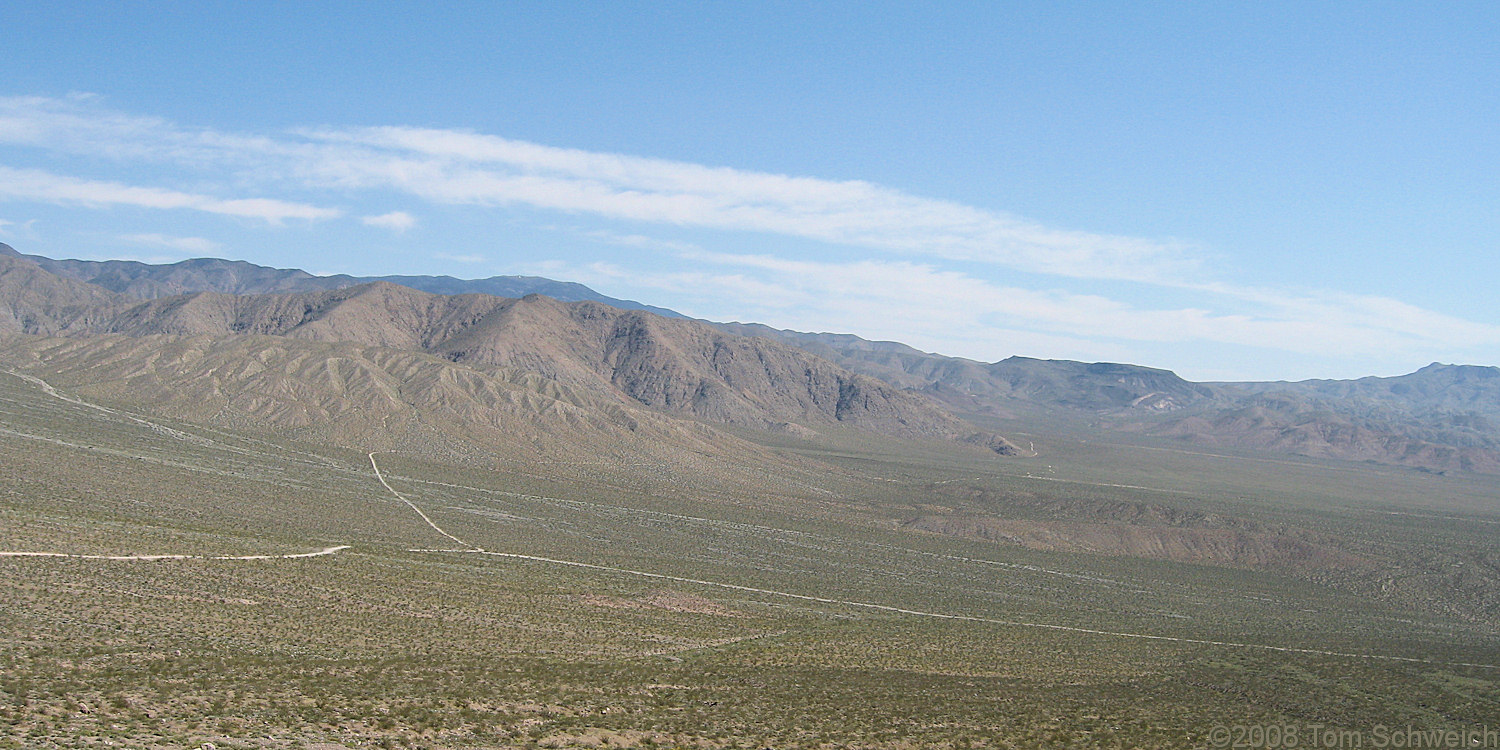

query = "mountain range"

[0,244,1015,462]
[722,321,1500,474]
[6,245,681,316]
[3,243,1496,473]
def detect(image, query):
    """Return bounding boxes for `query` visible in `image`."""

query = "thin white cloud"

[0,95,1494,375]
[434,252,485,264]
[583,229,702,253]
[558,257,1135,363]
[0,93,313,168]
[0,165,340,224]
[118,233,222,254]
[298,125,1199,283]
[556,252,1500,370]
[0,95,1192,283]
[362,210,417,232]
[1191,280,1499,346]
[0,218,38,240]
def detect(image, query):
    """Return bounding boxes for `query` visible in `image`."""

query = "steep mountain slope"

[0,333,817,490]
[0,254,1016,453]
[0,244,680,316]
[717,321,1500,473]
[715,322,1220,414]
[102,286,1014,447]
[0,252,132,335]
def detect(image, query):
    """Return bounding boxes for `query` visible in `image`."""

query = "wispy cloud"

[362,210,416,232]
[118,233,222,254]
[558,252,1500,371]
[0,93,311,167]
[0,217,38,240]
[583,229,702,254]
[298,125,1199,283]
[0,165,340,224]
[434,252,485,264]
[0,95,1191,283]
[0,95,1493,375]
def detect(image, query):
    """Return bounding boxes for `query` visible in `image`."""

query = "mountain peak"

[1416,362,1498,377]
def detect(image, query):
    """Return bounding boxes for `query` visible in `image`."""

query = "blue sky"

[1,2,1496,381]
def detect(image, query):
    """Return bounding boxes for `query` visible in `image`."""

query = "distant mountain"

[1149,364,1500,474]
[713,322,1220,415]
[364,274,682,319]
[0,249,1016,455]
[1149,392,1500,475]
[712,321,1500,474]
[1227,363,1500,420]
[0,243,683,317]
[0,248,130,335]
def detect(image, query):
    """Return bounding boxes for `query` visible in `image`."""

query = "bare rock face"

[577,305,973,440]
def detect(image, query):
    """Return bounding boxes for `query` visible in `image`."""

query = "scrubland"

[2,371,1498,748]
